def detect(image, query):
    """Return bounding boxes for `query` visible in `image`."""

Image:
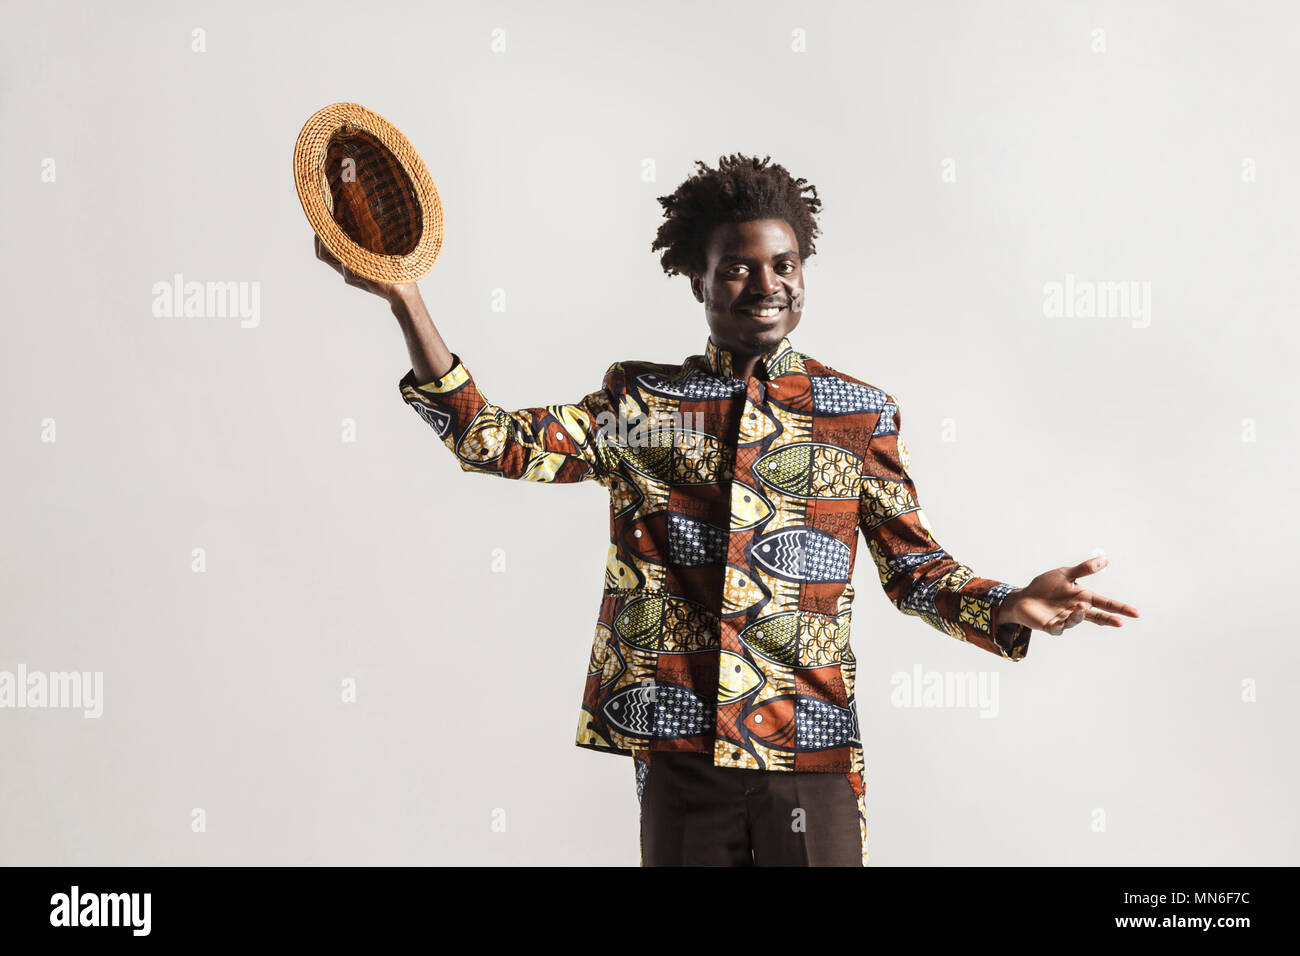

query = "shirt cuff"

[988,589,1032,660]
[398,354,467,394]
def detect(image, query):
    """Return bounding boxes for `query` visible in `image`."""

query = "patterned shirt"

[398,335,1032,779]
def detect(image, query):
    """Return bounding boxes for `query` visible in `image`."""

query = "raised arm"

[315,234,453,384]
[398,351,619,483]
[858,391,1032,660]
[314,235,618,484]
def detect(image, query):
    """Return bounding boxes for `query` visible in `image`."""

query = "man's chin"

[742,323,794,350]
[710,314,800,354]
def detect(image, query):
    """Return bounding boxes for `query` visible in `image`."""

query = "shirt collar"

[703,335,803,380]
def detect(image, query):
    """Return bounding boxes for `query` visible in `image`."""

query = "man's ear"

[689,274,704,304]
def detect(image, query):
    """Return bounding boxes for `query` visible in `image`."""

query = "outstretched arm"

[859,390,1139,652]
[859,392,1033,660]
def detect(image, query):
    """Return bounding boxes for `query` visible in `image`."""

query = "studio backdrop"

[1,0,1296,865]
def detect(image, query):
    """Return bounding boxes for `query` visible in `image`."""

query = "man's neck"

[733,354,762,381]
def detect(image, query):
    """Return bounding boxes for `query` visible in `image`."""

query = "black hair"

[650,153,823,278]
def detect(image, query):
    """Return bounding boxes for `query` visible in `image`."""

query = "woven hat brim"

[294,102,443,284]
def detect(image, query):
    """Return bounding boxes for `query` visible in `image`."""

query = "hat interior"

[323,126,422,256]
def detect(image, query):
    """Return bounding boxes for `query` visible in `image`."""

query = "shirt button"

[748,412,757,420]
[633,529,642,538]
[754,714,764,724]
[732,751,741,760]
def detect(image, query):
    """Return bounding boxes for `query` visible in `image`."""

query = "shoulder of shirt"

[799,352,895,403]
[600,357,699,389]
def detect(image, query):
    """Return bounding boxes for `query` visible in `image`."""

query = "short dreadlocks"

[650,153,823,279]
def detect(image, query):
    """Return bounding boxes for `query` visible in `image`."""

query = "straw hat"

[293,102,444,284]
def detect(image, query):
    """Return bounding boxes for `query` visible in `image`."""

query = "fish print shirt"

[398,335,1032,778]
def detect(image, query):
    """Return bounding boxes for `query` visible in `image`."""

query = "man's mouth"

[735,304,786,319]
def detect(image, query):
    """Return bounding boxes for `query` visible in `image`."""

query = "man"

[314,153,1139,867]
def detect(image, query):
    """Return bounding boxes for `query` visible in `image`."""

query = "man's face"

[691,218,805,361]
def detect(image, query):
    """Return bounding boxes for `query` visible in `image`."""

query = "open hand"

[999,555,1139,636]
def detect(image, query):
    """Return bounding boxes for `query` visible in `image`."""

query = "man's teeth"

[742,307,782,317]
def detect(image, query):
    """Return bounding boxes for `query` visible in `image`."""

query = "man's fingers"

[1044,607,1071,630]
[1088,608,1124,627]
[1035,599,1092,635]
[1055,557,1140,626]
[1087,591,1140,618]
[1046,606,1092,635]
[314,235,346,277]
[1064,554,1108,583]
[1037,598,1126,630]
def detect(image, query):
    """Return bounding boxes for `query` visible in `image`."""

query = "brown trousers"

[633,750,867,867]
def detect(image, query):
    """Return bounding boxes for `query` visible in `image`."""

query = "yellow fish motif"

[740,611,853,667]
[457,408,511,463]
[604,542,640,590]
[737,407,779,444]
[586,623,625,685]
[622,429,724,485]
[520,451,566,482]
[613,594,718,652]
[754,442,860,499]
[717,651,764,703]
[722,564,765,614]
[730,481,773,530]
[548,403,592,444]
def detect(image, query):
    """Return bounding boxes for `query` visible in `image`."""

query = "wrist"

[387,282,422,313]
[997,589,1025,629]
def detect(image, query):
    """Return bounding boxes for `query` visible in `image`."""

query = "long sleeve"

[858,392,1031,660]
[398,354,622,484]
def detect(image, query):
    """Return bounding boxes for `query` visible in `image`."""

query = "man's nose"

[749,268,782,297]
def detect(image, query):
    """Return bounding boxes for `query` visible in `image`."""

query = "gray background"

[2,0,1296,865]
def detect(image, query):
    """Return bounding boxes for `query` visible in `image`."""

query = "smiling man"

[315,153,1138,867]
